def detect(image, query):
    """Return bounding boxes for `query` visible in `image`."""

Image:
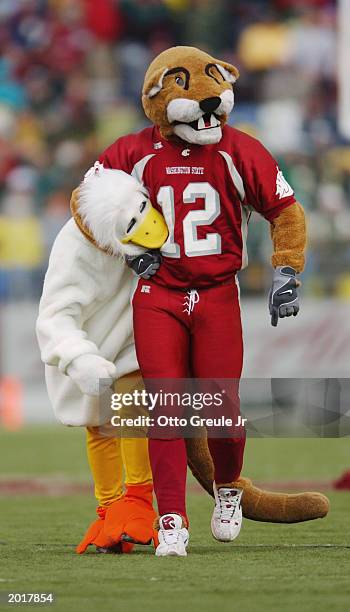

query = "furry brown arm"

[270,201,307,273]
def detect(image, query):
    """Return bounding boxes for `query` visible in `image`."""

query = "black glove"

[125,250,161,279]
[269,266,300,327]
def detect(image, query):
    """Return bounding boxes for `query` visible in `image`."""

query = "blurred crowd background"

[1,0,350,427]
[0,0,348,302]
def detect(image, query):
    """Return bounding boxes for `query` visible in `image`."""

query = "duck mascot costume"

[37,46,329,556]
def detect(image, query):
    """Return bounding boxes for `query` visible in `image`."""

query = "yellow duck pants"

[86,371,152,508]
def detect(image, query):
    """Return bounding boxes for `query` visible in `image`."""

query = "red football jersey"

[99,125,296,289]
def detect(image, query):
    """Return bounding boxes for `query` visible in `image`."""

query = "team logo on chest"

[165,166,204,175]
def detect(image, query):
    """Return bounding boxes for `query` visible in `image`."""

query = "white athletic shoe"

[155,513,189,557]
[211,483,243,542]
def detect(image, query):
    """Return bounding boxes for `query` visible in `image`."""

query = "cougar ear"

[142,67,169,98]
[215,61,240,84]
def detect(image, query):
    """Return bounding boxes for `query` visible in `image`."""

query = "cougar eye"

[126,218,137,233]
[139,201,147,213]
[175,75,185,87]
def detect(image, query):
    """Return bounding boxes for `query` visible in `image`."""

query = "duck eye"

[126,218,137,234]
[139,200,147,213]
[175,75,185,87]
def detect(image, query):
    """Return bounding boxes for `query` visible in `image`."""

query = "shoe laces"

[160,529,180,545]
[217,489,241,521]
[183,289,199,315]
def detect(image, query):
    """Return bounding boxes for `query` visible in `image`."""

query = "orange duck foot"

[76,507,134,554]
[103,483,158,548]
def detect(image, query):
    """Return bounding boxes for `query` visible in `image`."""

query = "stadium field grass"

[0,427,349,612]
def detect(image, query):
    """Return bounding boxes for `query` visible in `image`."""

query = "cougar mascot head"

[142,46,239,145]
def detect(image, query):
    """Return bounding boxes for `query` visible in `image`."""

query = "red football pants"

[132,278,245,519]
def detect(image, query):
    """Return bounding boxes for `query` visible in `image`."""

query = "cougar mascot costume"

[37,46,328,556]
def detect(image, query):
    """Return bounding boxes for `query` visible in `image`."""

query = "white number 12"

[157,182,221,258]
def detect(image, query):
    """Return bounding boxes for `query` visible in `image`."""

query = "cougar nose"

[199,96,221,113]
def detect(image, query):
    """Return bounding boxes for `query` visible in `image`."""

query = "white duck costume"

[36,165,167,553]
[37,164,167,427]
